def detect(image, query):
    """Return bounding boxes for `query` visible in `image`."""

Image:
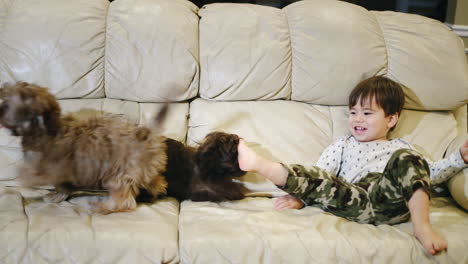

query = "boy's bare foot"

[414,225,447,255]
[237,139,288,186]
[274,194,305,210]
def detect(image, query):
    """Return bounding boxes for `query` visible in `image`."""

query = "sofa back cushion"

[199,4,291,100]
[285,0,387,105]
[0,0,200,103]
[105,0,200,102]
[198,0,468,111]
[0,0,108,98]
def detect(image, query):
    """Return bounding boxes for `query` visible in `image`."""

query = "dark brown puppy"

[162,132,247,202]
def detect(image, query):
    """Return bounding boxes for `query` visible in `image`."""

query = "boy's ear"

[387,113,399,129]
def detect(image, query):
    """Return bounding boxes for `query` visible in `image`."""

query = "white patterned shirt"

[316,135,467,184]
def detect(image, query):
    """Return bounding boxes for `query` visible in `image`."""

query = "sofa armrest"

[447,169,468,210]
[446,134,468,210]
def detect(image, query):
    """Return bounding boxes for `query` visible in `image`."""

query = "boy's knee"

[389,149,428,170]
[386,148,430,188]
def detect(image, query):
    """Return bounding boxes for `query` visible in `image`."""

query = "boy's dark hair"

[349,76,405,117]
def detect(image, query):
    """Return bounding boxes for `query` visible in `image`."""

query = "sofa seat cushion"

[0,184,180,263]
[179,197,468,263]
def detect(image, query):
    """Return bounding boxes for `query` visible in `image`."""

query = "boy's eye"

[350,111,356,115]
[364,112,372,115]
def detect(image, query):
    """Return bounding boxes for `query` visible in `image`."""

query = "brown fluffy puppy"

[0,82,168,214]
[0,82,248,213]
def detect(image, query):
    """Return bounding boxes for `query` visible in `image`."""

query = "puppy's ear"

[0,82,13,98]
[43,109,60,136]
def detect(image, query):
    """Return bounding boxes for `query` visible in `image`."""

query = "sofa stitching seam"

[371,11,389,76]
[282,7,293,101]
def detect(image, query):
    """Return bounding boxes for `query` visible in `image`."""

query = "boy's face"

[348,98,398,142]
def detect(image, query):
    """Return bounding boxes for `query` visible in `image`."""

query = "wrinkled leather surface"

[0,0,108,98]
[199,4,292,100]
[105,0,199,102]
[199,1,468,110]
[0,185,180,264]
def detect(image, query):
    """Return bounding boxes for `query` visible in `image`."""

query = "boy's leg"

[280,164,374,223]
[409,188,447,255]
[238,139,374,223]
[367,149,431,224]
[367,149,447,254]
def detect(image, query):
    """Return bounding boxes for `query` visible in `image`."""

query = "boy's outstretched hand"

[461,139,468,164]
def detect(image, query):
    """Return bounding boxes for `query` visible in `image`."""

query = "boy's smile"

[349,98,398,142]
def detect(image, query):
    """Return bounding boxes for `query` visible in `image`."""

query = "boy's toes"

[427,245,435,255]
[426,240,447,255]
[434,240,448,254]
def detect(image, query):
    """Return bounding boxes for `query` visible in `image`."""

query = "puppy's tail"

[155,103,169,124]
[134,103,169,142]
[151,103,169,133]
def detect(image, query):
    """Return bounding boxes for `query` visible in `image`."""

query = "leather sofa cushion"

[0,0,108,98]
[105,0,200,102]
[0,185,180,263]
[179,197,468,263]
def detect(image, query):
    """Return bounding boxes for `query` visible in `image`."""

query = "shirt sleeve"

[315,136,345,176]
[429,150,468,184]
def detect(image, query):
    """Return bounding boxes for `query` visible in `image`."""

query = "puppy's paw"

[43,192,69,203]
[89,200,135,214]
[89,201,114,215]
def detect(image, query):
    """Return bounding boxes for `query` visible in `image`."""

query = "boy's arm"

[429,150,468,184]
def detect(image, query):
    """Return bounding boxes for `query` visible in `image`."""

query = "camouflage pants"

[281,149,431,225]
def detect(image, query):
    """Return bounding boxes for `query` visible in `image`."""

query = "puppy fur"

[0,82,247,213]
[162,132,247,202]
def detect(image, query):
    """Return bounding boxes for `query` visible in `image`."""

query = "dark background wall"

[106,0,448,22]
[188,0,299,8]
[187,0,448,22]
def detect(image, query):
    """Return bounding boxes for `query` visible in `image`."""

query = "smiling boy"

[237,76,468,255]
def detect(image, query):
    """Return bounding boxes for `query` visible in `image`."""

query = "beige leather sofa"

[1,0,467,263]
